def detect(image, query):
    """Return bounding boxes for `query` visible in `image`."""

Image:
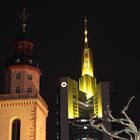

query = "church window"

[28,74,32,80]
[16,87,20,93]
[28,87,32,93]
[29,59,32,64]
[12,119,20,140]
[16,58,20,63]
[16,73,20,79]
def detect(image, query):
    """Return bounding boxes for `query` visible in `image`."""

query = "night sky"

[0,1,140,139]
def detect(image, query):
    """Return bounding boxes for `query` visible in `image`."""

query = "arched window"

[12,119,20,140]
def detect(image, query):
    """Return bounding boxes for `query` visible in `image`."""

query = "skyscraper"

[57,77,79,140]
[79,17,96,100]
[56,17,111,140]
[0,9,48,140]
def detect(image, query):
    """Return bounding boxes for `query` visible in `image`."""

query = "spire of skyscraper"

[84,16,88,48]
[79,17,95,99]
[81,16,94,78]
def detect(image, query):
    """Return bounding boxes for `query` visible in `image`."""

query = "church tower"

[0,9,48,140]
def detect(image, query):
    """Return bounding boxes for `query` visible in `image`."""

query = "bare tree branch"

[90,96,140,140]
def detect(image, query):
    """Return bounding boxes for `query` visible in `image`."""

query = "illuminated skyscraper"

[56,77,79,140]
[79,17,110,118]
[0,9,48,140]
[56,17,111,140]
[79,17,96,99]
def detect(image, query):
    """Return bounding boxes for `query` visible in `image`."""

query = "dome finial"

[19,8,29,32]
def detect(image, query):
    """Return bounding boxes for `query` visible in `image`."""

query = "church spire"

[84,16,88,48]
[19,8,29,32]
[7,8,39,68]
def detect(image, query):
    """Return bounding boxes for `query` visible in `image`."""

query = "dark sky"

[0,0,140,139]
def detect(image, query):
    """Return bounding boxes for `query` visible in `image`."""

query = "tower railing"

[0,92,37,100]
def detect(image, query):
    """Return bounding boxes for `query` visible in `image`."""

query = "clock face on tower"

[61,82,67,87]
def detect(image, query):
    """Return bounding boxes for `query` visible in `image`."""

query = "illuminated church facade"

[56,17,111,140]
[0,9,48,140]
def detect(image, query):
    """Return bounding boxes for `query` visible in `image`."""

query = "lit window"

[81,138,88,140]
[83,126,87,129]
[28,74,32,80]
[28,87,32,93]
[16,87,20,93]
[29,59,32,64]
[81,119,87,122]
[16,73,20,79]
[12,119,20,140]
[17,58,20,63]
